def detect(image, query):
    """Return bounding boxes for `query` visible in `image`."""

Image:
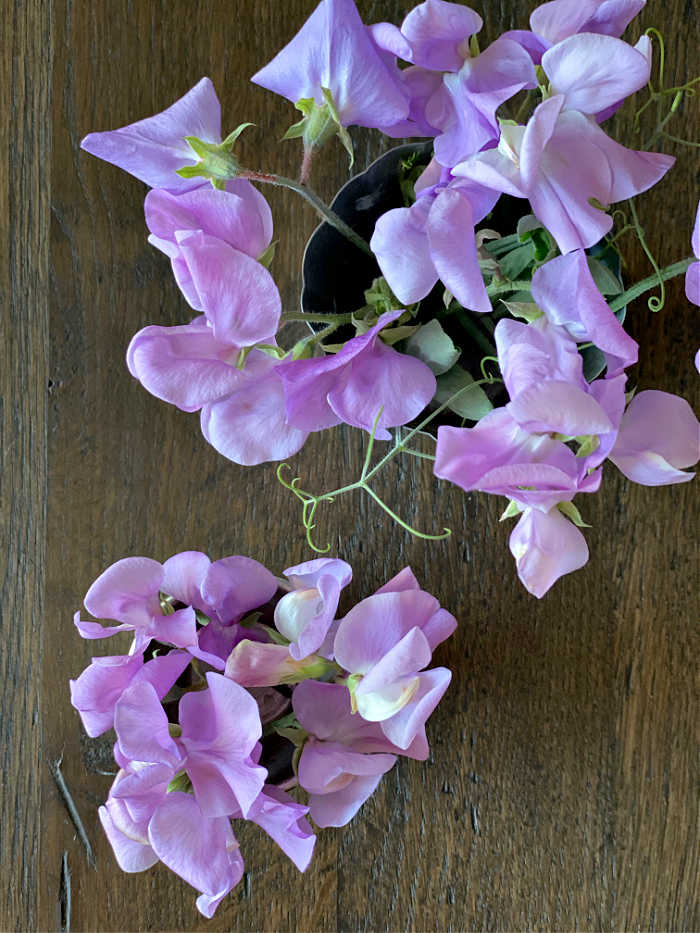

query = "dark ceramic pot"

[300,143,626,427]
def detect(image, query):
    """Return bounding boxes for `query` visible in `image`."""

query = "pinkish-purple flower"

[685,200,700,307]
[251,0,409,130]
[370,170,498,311]
[276,311,437,439]
[609,390,700,485]
[81,78,221,192]
[509,505,590,597]
[333,589,454,750]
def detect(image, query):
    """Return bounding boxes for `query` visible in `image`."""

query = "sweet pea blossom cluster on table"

[82,0,700,598]
[71,553,455,917]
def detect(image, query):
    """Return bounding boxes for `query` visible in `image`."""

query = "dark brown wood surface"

[3,0,698,929]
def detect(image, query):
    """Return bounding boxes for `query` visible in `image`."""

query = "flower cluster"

[81,0,699,599]
[71,553,455,916]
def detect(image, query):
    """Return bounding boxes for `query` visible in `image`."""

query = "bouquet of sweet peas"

[73,0,699,918]
[71,553,455,916]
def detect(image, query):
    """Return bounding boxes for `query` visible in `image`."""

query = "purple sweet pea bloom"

[250,0,409,130]
[495,317,615,436]
[530,250,638,375]
[73,551,278,667]
[371,0,483,72]
[685,201,700,307]
[148,793,245,919]
[509,506,590,597]
[609,390,700,485]
[177,673,268,818]
[70,650,190,738]
[73,556,199,651]
[371,172,498,311]
[127,318,309,465]
[276,311,436,440]
[333,589,454,749]
[530,0,646,46]
[432,37,538,168]
[434,408,601,511]
[454,95,674,254]
[157,229,281,345]
[370,65,445,139]
[540,33,651,117]
[293,681,412,827]
[244,785,315,873]
[145,180,274,307]
[81,77,221,192]
[275,558,353,660]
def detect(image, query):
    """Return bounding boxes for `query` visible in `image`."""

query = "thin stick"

[59,852,71,933]
[49,755,97,870]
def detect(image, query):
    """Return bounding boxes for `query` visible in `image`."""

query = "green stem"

[281,311,354,324]
[608,256,693,313]
[242,170,373,257]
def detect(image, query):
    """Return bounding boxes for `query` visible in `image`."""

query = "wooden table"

[3,1,698,929]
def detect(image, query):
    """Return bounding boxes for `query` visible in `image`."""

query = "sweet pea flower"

[274,558,353,660]
[530,0,646,46]
[127,317,309,466]
[434,408,601,511]
[276,311,437,440]
[540,32,651,119]
[73,552,278,666]
[371,167,498,311]
[251,0,409,131]
[293,680,421,828]
[144,180,274,309]
[454,95,674,254]
[81,77,221,192]
[609,390,700,485]
[509,505,590,597]
[431,37,538,168]
[370,1,483,72]
[333,589,454,750]
[685,200,700,306]
[530,250,638,375]
[70,650,190,738]
[495,317,617,437]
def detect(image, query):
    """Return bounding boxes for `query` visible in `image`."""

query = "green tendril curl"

[277,376,503,552]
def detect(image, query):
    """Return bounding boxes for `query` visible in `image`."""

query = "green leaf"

[587,257,623,295]
[404,319,461,375]
[499,499,523,522]
[557,500,592,528]
[500,299,543,323]
[257,240,278,269]
[484,233,521,257]
[221,122,255,149]
[435,365,493,421]
[499,242,535,280]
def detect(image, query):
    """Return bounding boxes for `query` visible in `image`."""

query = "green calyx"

[176,124,254,188]
[166,770,193,794]
[283,89,354,167]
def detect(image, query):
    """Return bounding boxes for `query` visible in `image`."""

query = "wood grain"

[1,0,698,929]
[1,1,51,930]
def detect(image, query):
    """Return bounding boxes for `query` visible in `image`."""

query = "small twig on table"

[59,851,71,933]
[49,755,97,870]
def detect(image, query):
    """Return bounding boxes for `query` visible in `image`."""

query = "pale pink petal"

[81,78,221,191]
[542,34,650,114]
[99,801,158,872]
[126,318,244,413]
[379,667,451,749]
[201,363,309,466]
[609,390,700,485]
[371,200,438,305]
[399,0,483,71]
[84,557,162,627]
[426,188,490,312]
[176,231,280,344]
[509,507,589,597]
[148,794,241,906]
